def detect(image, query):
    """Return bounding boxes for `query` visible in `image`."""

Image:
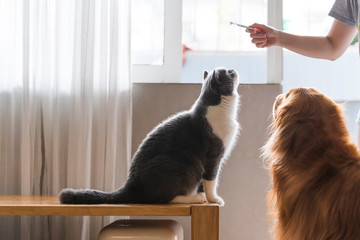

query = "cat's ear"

[211,70,220,84]
[211,70,216,80]
[203,71,208,80]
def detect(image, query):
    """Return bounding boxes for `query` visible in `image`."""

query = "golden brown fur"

[262,88,360,240]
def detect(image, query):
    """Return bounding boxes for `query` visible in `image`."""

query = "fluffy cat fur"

[263,88,360,240]
[59,67,240,206]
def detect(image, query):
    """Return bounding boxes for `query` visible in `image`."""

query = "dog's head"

[263,87,350,168]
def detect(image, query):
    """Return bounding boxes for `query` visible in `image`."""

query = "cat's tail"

[58,187,133,204]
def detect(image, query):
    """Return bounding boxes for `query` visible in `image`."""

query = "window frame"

[267,0,283,84]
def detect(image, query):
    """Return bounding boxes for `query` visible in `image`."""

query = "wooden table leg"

[191,205,219,240]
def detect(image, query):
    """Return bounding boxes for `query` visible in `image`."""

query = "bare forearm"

[248,20,357,61]
[277,32,341,60]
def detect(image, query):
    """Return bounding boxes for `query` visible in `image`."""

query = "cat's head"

[201,67,239,105]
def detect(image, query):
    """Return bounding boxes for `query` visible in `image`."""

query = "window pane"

[182,0,267,84]
[283,0,333,36]
[131,0,164,65]
[283,0,360,100]
[182,0,267,51]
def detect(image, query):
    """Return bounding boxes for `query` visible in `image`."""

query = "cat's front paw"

[207,195,225,206]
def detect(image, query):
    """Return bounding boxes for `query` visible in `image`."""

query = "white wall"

[131,83,281,239]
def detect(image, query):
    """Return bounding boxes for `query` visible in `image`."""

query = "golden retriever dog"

[262,87,360,240]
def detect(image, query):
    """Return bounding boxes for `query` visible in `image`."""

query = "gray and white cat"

[59,67,240,206]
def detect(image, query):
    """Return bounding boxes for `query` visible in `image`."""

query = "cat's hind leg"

[170,192,207,204]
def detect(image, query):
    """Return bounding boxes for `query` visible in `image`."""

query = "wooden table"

[0,195,219,240]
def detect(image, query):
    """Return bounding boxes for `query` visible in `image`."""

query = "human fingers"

[246,27,265,35]
[256,42,268,48]
[249,23,267,33]
[249,31,266,39]
[252,37,267,46]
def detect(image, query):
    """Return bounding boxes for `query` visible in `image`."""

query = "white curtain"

[0,0,131,239]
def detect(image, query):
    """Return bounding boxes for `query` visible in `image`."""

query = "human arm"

[247,20,357,61]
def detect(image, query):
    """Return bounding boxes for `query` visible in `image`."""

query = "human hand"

[246,23,279,48]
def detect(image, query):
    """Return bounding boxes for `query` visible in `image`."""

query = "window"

[131,0,274,84]
[182,0,267,52]
[181,0,269,84]
[131,0,164,65]
[283,0,360,100]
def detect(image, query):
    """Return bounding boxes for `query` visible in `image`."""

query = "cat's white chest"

[205,95,240,152]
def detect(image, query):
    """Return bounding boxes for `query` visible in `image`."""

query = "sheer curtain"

[0,0,131,239]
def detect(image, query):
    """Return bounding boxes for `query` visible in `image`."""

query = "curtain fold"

[0,0,131,239]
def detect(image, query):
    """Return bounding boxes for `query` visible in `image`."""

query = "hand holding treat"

[246,23,279,48]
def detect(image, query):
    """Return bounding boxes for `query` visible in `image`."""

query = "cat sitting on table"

[59,67,240,206]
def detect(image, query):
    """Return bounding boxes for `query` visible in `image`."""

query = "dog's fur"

[262,88,360,240]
